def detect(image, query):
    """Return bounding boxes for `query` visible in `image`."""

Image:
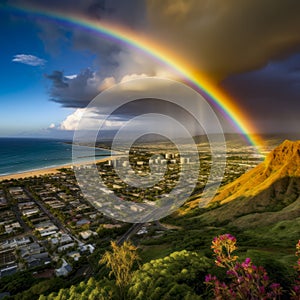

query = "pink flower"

[241,258,251,268]
[293,285,300,293]
[205,233,284,299]
[211,234,238,268]
[270,283,281,289]
[205,274,216,282]
[259,286,266,294]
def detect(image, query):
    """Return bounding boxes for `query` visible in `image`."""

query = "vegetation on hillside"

[37,235,300,300]
[100,241,140,299]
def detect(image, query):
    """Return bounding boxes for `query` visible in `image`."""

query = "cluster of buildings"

[0,175,110,279]
[0,142,264,280]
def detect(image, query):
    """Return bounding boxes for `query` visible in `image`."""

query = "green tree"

[128,250,210,300]
[38,277,115,300]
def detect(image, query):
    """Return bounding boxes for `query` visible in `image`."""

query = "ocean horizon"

[0,138,111,176]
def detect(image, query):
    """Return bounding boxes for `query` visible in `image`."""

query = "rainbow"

[7,3,263,149]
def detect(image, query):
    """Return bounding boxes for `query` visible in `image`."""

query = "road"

[4,188,31,234]
[117,223,144,245]
[116,200,184,245]
[23,187,82,244]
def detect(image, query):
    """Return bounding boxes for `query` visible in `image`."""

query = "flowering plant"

[205,234,283,299]
[291,240,300,300]
[211,234,238,268]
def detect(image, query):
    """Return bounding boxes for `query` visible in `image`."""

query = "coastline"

[0,156,116,181]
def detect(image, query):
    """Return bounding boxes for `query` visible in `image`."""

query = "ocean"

[0,138,111,176]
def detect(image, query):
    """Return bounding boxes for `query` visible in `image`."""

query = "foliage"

[243,249,295,293]
[205,234,283,299]
[211,234,238,268]
[128,250,210,300]
[0,270,37,296]
[38,277,116,300]
[99,241,140,299]
[14,278,65,300]
[291,240,300,299]
[37,236,300,300]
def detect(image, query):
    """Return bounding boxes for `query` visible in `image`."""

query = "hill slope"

[190,140,300,228]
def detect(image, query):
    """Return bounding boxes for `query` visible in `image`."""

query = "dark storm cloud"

[45,69,101,107]
[7,0,119,57]
[19,0,147,28]
[147,0,300,81]
[45,70,193,119]
[9,0,146,48]
[39,0,146,54]
[9,0,148,73]
[45,71,68,89]
[7,0,155,108]
[222,54,300,132]
[10,0,110,19]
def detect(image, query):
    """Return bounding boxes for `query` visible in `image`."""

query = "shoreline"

[0,156,116,181]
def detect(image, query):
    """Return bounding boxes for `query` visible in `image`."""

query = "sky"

[1,0,300,138]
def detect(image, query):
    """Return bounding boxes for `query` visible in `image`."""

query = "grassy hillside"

[181,140,300,229]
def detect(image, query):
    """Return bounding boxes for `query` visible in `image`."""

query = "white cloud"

[120,73,148,83]
[104,120,125,128]
[59,108,105,131]
[60,109,85,131]
[59,107,127,131]
[12,54,46,66]
[65,74,77,80]
[99,76,116,91]
[48,123,56,129]
[99,73,154,91]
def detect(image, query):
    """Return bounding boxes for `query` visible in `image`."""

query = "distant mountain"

[190,140,300,228]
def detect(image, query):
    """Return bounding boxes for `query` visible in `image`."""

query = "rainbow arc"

[8,3,263,149]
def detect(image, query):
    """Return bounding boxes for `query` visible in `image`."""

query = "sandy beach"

[0,156,116,181]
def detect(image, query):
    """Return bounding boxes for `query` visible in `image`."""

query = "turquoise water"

[0,138,110,176]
